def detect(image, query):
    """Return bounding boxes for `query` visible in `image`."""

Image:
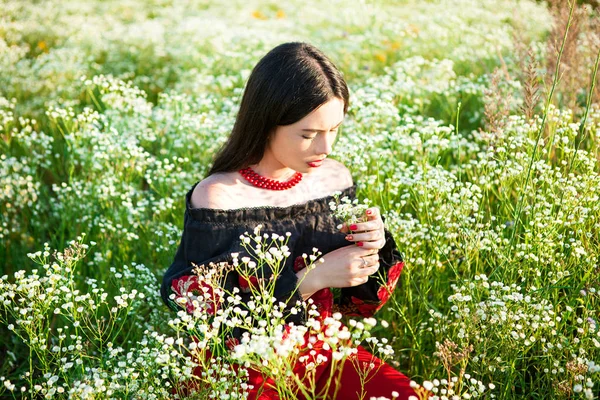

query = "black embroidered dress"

[161,181,405,334]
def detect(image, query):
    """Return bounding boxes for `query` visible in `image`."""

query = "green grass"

[1,0,600,398]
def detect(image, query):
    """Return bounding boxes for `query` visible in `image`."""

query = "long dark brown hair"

[207,42,350,176]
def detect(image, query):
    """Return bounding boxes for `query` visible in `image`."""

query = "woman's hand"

[340,207,386,250]
[296,244,380,300]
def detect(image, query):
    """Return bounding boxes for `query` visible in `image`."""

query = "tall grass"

[1,0,600,398]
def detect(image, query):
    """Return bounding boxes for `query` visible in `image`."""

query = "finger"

[365,207,380,221]
[355,240,382,250]
[349,245,379,256]
[368,252,380,262]
[350,276,369,286]
[357,262,380,277]
[346,220,381,234]
[362,237,385,251]
[338,222,350,234]
[345,229,383,243]
[355,253,379,269]
[353,257,375,272]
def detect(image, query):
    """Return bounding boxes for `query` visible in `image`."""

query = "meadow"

[1,0,599,398]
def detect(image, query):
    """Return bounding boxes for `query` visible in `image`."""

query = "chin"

[301,165,316,174]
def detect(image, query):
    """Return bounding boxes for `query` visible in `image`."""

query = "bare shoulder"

[322,158,353,192]
[190,173,236,209]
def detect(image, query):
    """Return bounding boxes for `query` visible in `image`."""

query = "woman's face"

[264,97,345,174]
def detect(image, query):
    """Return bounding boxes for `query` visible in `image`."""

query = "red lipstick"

[307,158,325,167]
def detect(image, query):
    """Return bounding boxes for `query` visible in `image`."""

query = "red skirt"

[176,291,427,400]
[178,332,423,400]
[243,342,422,400]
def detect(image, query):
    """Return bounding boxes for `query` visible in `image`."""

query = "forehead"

[299,97,345,126]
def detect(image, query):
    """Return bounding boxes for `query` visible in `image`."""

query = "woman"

[161,42,424,399]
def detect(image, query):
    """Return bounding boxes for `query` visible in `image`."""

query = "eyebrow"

[301,120,343,133]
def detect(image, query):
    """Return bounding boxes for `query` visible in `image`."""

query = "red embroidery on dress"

[225,337,240,351]
[348,296,380,317]
[348,261,405,317]
[293,255,307,272]
[377,261,404,304]
[171,275,220,315]
[309,288,333,319]
[238,275,260,293]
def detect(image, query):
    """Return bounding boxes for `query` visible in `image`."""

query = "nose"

[315,134,334,157]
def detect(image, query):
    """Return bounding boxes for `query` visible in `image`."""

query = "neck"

[250,157,298,181]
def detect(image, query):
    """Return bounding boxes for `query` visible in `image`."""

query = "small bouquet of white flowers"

[329,192,371,232]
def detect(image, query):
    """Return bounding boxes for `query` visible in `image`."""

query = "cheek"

[278,137,310,155]
[297,140,312,152]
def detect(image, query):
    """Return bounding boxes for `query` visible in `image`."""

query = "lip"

[307,158,325,167]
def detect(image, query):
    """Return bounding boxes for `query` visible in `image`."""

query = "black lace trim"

[185,181,358,223]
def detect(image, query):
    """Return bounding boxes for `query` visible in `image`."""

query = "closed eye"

[302,126,340,140]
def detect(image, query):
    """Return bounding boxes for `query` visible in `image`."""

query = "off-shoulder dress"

[161,181,421,399]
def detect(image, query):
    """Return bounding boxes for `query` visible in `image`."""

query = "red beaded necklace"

[239,166,303,190]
